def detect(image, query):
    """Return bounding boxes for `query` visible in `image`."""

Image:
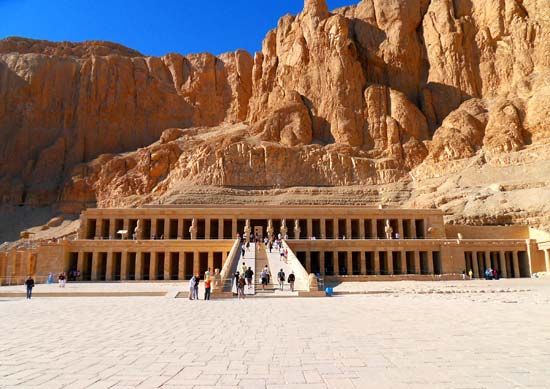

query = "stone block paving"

[1,279,549,388]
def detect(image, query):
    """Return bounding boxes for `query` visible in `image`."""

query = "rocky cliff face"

[0,0,549,232]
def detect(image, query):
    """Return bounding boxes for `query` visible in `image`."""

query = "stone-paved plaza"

[1,279,550,389]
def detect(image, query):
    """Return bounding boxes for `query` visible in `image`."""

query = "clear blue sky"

[0,0,356,56]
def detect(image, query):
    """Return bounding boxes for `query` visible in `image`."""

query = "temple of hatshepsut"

[2,205,549,293]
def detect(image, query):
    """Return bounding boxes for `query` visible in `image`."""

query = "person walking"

[25,276,35,299]
[288,272,295,292]
[260,269,267,290]
[204,277,211,300]
[232,271,240,296]
[245,267,254,290]
[47,272,53,284]
[263,265,270,284]
[58,272,66,288]
[193,274,200,300]
[238,277,246,299]
[277,269,285,291]
[468,269,473,279]
[241,262,247,277]
[189,275,197,300]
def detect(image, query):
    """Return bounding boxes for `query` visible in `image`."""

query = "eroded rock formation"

[0,0,549,233]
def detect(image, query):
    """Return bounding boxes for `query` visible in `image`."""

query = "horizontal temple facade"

[1,206,549,285]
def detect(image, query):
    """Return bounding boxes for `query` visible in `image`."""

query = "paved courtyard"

[1,279,550,389]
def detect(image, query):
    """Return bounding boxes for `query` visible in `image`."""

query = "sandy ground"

[1,279,549,388]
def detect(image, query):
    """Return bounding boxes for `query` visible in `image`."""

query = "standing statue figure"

[133,220,141,240]
[384,220,393,239]
[280,219,288,239]
[244,219,251,243]
[267,219,274,240]
[294,219,301,240]
[189,218,197,240]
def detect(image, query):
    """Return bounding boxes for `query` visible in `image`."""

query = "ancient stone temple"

[1,205,549,289]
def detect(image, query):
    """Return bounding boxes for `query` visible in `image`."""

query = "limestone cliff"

[0,0,549,235]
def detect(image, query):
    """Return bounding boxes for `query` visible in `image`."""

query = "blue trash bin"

[325,287,333,297]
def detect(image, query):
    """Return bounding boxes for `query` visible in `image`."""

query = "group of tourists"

[462,268,500,280]
[188,268,218,300]
[46,272,67,287]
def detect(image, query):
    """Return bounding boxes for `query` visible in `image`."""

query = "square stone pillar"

[374,251,380,275]
[360,252,366,275]
[499,251,508,278]
[177,219,184,239]
[232,219,237,239]
[91,252,100,280]
[485,251,492,270]
[150,220,157,239]
[359,221,365,239]
[400,250,407,274]
[512,251,520,278]
[77,251,84,276]
[122,219,129,240]
[346,219,352,239]
[397,220,403,239]
[94,221,101,239]
[413,251,420,274]
[205,219,211,240]
[334,253,340,275]
[135,252,143,280]
[164,251,171,280]
[178,252,185,280]
[307,219,313,239]
[370,221,377,240]
[347,251,353,276]
[150,253,158,280]
[109,219,116,240]
[334,219,339,239]
[105,251,114,281]
[387,250,394,275]
[427,251,434,274]
[319,251,325,276]
[164,218,171,239]
[472,251,479,278]
[208,252,214,274]
[305,251,312,273]
[545,249,550,273]
[193,251,200,277]
[320,219,326,239]
[411,221,417,239]
[120,251,129,280]
[218,218,224,239]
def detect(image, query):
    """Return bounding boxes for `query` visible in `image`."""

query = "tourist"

[263,265,270,284]
[237,276,246,299]
[241,262,247,277]
[279,246,285,261]
[188,275,196,300]
[260,269,267,290]
[193,274,200,300]
[47,272,53,284]
[232,271,240,295]
[241,244,246,257]
[493,268,499,280]
[268,241,273,253]
[288,272,295,292]
[277,268,285,291]
[462,269,466,280]
[58,272,66,288]
[246,240,250,251]
[25,276,35,299]
[204,277,211,300]
[468,269,473,279]
[245,267,254,289]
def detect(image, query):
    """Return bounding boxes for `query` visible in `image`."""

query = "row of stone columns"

[304,250,436,276]
[85,216,425,240]
[74,250,227,281]
[467,250,522,278]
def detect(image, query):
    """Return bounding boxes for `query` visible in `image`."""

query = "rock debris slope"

[0,0,548,230]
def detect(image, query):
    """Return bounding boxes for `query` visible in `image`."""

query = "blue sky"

[0,0,356,56]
